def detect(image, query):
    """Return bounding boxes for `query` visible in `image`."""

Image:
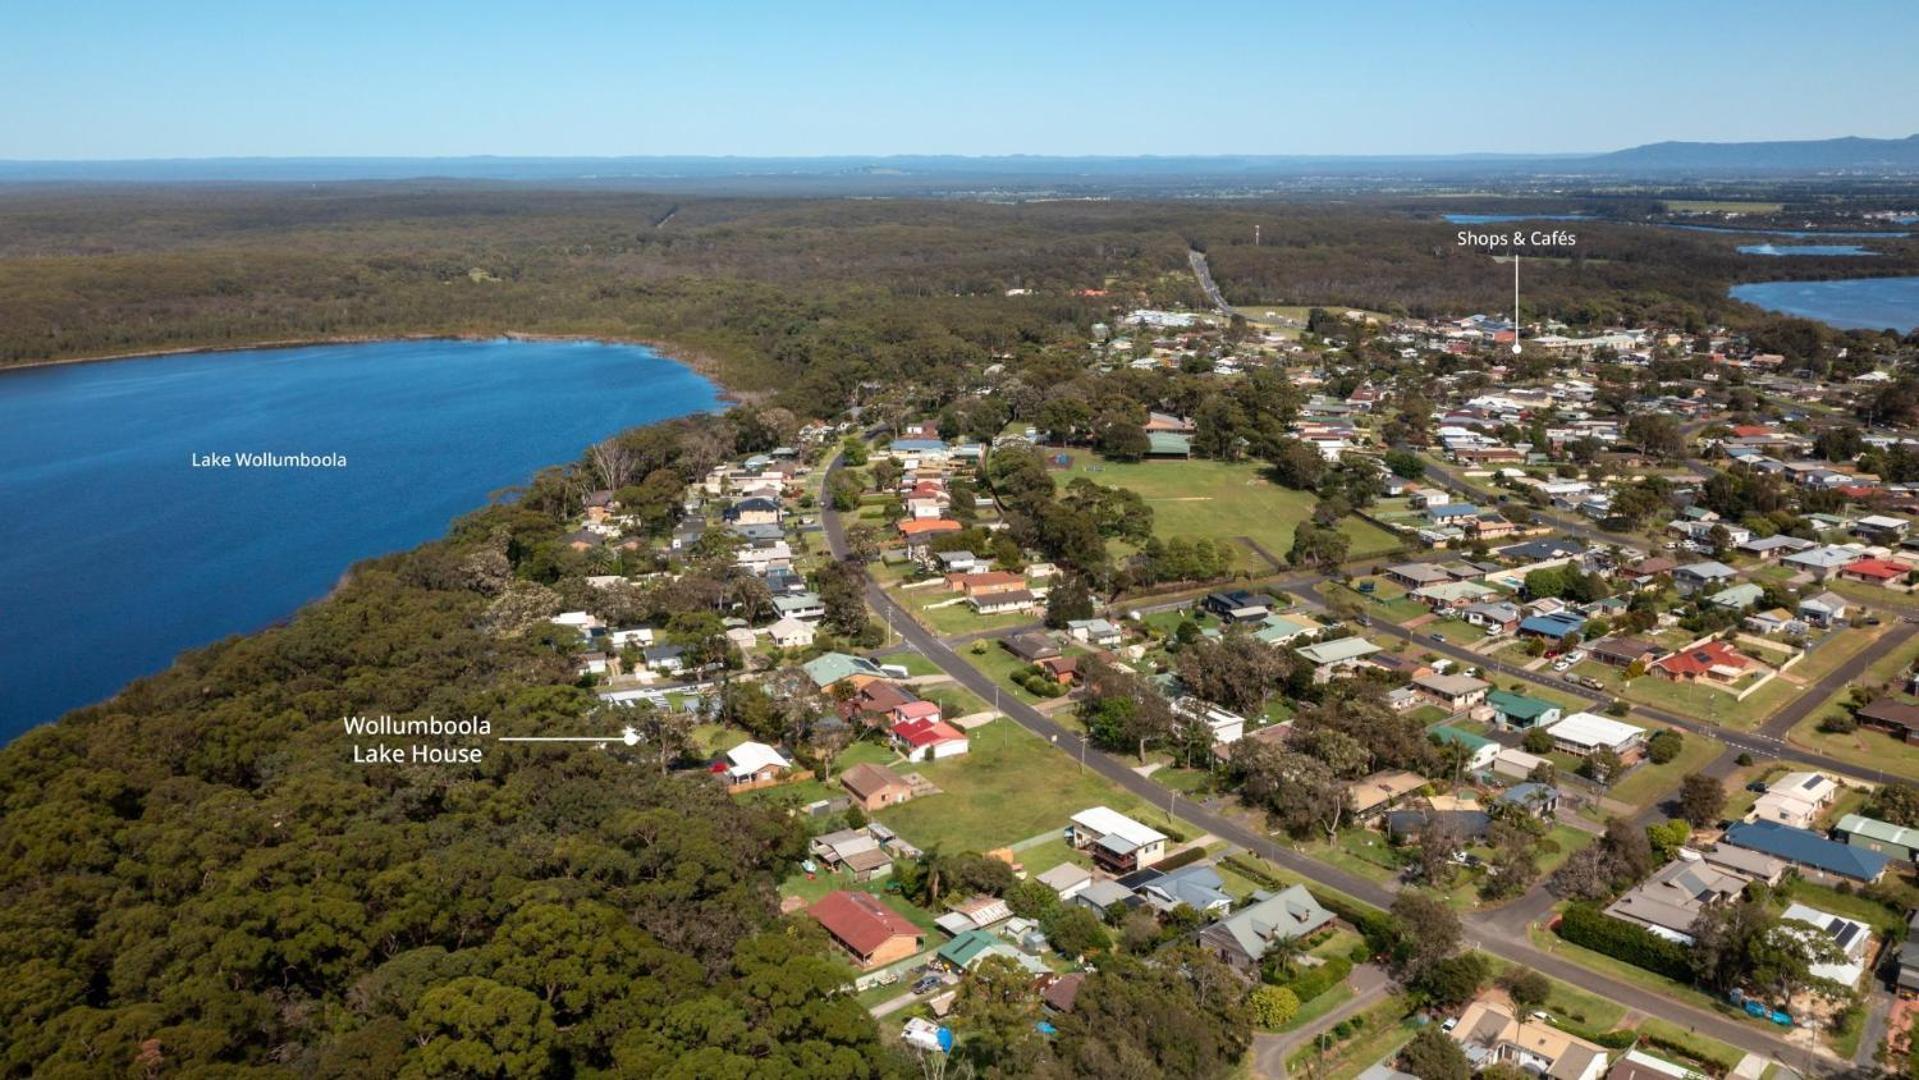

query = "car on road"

[1430,632,1445,642]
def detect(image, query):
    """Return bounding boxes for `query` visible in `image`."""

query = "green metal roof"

[936,928,999,968]
[1487,689,1555,720]
[1429,724,1492,750]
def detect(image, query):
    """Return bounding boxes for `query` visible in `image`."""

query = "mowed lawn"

[874,719,1168,853]
[1057,453,1401,567]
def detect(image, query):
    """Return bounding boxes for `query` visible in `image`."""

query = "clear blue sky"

[5,0,1914,159]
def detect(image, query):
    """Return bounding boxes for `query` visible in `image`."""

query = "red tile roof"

[893,716,965,748]
[898,518,963,536]
[809,891,920,956]
[1844,557,1906,581]
[1652,640,1751,678]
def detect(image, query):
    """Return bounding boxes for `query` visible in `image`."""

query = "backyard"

[1057,452,1403,569]
[874,719,1170,853]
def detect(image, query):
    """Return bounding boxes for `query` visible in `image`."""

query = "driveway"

[1251,964,1393,1079]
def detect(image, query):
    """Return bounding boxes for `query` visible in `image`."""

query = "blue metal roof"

[1723,820,1889,881]
[1519,612,1586,637]
[1428,503,1479,519]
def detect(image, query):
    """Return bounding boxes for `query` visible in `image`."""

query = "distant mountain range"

[3,134,1917,188]
[1590,134,1919,170]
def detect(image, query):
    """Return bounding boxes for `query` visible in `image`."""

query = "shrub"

[1819,712,1857,734]
[1249,985,1300,1029]
[1647,729,1683,764]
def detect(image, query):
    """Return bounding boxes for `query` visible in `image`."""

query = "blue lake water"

[1663,223,1909,239]
[0,339,721,737]
[1737,243,1876,257]
[1728,276,1919,333]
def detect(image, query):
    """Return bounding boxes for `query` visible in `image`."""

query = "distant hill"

[4,135,1919,187]
[1591,134,1919,171]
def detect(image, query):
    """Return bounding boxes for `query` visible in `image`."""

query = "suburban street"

[821,452,1857,1074]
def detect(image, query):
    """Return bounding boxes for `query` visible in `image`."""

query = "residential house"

[1780,902,1873,987]
[933,550,983,575]
[1856,698,1919,744]
[1608,1049,1712,1080]
[719,741,792,790]
[971,589,1039,615]
[949,570,1027,597]
[1412,673,1491,712]
[1135,864,1234,916]
[1448,999,1609,1080]
[766,616,815,649]
[1620,556,1678,587]
[1739,534,1816,560]
[1834,813,1919,863]
[1840,557,1908,587]
[1487,689,1562,730]
[1697,844,1787,885]
[1605,858,1750,944]
[1797,591,1849,628]
[1749,771,1838,830]
[1784,545,1860,581]
[1254,614,1318,645]
[810,828,895,881]
[1413,580,1502,612]
[1589,636,1661,669]
[1673,561,1738,597]
[1517,611,1586,643]
[1349,770,1427,821]
[893,716,969,761]
[772,592,827,621]
[1198,885,1335,975]
[1066,618,1123,647]
[1035,863,1093,900]
[840,762,914,811]
[1203,589,1272,623]
[939,896,1014,935]
[1384,563,1455,589]
[1002,631,1061,664]
[1462,600,1523,632]
[1720,820,1889,883]
[1496,782,1560,818]
[809,891,923,969]
[1491,747,1549,781]
[1296,636,1383,682]
[1542,713,1647,760]
[1072,879,1139,919]
[1067,806,1169,873]
[803,651,886,690]
[1707,583,1765,612]
[1651,640,1756,686]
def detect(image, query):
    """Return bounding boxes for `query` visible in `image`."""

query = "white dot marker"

[1512,343,1523,354]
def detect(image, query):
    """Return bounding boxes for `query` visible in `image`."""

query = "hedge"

[1282,957,1353,1004]
[1155,845,1208,873]
[1555,903,1693,982]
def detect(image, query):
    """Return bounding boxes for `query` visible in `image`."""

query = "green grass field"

[874,719,1167,853]
[1058,453,1402,568]
[1665,200,1785,214]
[1788,712,1919,776]
[1607,727,1724,808]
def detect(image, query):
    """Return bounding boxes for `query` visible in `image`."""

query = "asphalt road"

[1189,249,1232,314]
[819,453,1848,1073]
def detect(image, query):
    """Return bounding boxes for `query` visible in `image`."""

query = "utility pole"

[1254,224,1261,247]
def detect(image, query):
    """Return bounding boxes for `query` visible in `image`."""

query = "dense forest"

[4,184,1916,403]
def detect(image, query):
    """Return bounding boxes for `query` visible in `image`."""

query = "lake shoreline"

[0,331,757,404]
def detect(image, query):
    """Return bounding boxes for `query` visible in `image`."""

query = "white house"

[767,616,815,649]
